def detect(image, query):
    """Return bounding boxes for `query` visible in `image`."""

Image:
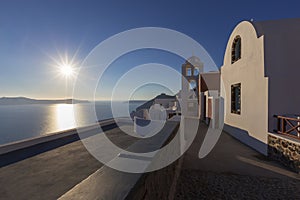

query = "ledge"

[59,121,180,200]
[0,118,117,167]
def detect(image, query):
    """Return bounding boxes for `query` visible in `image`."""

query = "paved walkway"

[1,121,300,199]
[0,127,136,200]
[175,123,300,199]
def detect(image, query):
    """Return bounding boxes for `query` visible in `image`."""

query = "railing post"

[277,116,280,133]
[282,118,286,134]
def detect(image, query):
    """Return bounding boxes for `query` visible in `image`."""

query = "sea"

[0,101,144,145]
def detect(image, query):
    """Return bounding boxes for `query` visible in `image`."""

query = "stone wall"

[126,157,183,200]
[268,134,300,173]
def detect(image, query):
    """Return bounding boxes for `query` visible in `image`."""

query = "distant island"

[0,97,89,105]
[134,93,176,111]
[127,100,147,103]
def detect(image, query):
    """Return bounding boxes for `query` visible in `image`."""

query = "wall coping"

[58,121,180,200]
[0,118,116,155]
[268,132,300,145]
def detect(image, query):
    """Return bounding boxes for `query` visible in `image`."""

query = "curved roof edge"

[221,20,259,66]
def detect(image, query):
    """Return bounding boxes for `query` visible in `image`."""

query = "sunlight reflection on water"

[0,101,144,145]
[55,104,76,131]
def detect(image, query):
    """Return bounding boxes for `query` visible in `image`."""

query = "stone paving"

[175,170,300,199]
[175,123,300,199]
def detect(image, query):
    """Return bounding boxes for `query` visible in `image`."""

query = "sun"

[50,52,78,80]
[60,64,74,77]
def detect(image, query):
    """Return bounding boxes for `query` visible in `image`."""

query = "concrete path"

[1,120,299,199]
[175,122,300,199]
[0,127,136,200]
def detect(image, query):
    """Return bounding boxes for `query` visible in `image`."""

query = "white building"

[220,19,300,155]
[200,71,221,128]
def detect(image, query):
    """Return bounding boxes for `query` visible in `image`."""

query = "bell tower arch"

[181,56,203,117]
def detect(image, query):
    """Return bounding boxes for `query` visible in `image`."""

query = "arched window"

[186,67,192,76]
[194,67,199,76]
[189,80,196,90]
[231,36,241,64]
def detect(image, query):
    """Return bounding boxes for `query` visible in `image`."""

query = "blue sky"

[0,0,299,100]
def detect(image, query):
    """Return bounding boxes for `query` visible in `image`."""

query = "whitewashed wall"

[220,21,269,155]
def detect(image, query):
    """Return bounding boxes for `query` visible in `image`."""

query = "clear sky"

[0,0,299,100]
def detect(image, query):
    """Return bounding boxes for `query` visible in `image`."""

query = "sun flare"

[60,64,74,77]
[51,52,79,80]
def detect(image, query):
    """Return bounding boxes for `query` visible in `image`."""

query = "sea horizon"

[0,101,146,145]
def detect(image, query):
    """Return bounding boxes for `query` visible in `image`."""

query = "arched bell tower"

[181,56,203,117]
